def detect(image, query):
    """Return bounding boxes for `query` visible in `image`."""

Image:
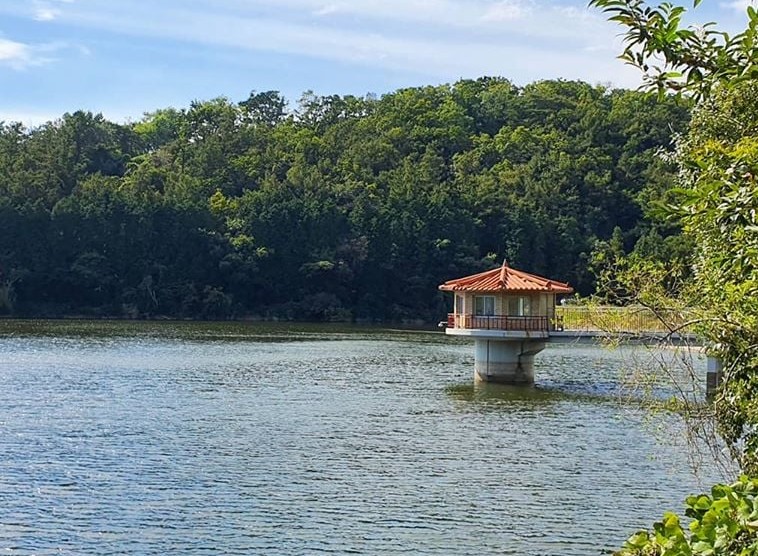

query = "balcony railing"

[448,313,549,331]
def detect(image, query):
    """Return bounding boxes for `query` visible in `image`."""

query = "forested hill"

[0,78,688,321]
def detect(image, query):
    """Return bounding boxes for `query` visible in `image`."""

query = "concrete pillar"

[706,355,723,398]
[473,339,546,384]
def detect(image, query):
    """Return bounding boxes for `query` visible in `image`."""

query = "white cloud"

[33,1,62,22]
[0,0,77,22]
[0,110,61,126]
[34,8,60,21]
[720,0,757,12]
[0,0,643,88]
[0,105,137,126]
[0,37,76,70]
[66,1,635,85]
[0,38,35,70]
[312,3,339,16]
[216,0,567,31]
[481,0,531,22]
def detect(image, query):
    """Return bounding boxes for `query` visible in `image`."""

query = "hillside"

[0,78,689,320]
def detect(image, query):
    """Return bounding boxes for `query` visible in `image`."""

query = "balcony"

[447,313,549,332]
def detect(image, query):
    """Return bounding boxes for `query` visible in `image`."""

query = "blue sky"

[0,0,752,125]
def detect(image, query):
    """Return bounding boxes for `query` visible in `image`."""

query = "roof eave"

[439,286,574,294]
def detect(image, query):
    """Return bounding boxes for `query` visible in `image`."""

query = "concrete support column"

[706,355,723,398]
[473,339,546,384]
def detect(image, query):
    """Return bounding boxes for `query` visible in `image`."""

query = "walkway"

[554,305,698,344]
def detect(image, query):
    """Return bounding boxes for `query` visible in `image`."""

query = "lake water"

[0,320,720,555]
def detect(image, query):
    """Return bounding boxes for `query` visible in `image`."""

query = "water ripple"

[0,321,719,555]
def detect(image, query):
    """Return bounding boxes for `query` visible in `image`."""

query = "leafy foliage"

[676,84,758,475]
[590,0,758,470]
[589,0,758,99]
[617,477,758,556]
[589,0,758,550]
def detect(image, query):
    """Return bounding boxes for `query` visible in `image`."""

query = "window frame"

[507,296,532,316]
[474,295,495,316]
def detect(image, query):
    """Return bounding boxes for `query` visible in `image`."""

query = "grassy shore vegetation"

[589,0,758,552]
[0,80,688,321]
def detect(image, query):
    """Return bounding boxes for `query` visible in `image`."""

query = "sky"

[0,0,753,126]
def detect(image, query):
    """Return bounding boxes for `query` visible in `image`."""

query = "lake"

[0,320,720,555]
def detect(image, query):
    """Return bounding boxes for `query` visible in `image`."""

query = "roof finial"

[499,259,509,285]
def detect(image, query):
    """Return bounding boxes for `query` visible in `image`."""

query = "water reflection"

[0,319,442,343]
[446,378,628,411]
[448,382,567,404]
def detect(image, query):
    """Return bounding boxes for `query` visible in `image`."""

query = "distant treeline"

[0,78,689,321]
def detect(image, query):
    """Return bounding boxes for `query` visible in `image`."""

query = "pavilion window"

[455,294,465,315]
[507,296,531,316]
[474,296,495,316]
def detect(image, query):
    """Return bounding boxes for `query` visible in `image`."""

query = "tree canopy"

[0,79,688,321]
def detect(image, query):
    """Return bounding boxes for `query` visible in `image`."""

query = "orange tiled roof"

[439,262,574,294]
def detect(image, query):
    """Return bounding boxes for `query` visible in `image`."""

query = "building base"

[473,338,546,384]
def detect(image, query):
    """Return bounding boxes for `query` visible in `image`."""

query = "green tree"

[592,0,758,99]
[592,0,758,473]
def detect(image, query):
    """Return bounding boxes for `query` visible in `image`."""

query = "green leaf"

[691,540,713,554]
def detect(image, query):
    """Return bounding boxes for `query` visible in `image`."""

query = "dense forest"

[0,78,689,321]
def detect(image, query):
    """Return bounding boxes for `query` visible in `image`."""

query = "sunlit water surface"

[0,320,719,555]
